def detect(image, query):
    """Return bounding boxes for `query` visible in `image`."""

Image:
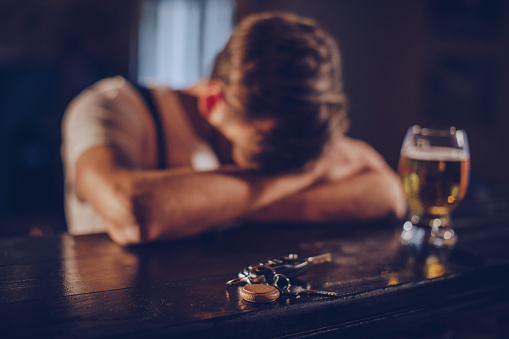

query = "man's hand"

[317,137,389,183]
[245,137,406,223]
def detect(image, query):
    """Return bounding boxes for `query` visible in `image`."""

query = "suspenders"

[135,85,167,169]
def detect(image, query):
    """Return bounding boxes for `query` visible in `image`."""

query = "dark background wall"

[1,0,508,237]
[0,0,139,236]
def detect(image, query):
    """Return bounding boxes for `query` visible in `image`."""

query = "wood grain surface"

[1,191,509,338]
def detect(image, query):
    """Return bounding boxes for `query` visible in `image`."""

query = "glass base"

[400,221,457,248]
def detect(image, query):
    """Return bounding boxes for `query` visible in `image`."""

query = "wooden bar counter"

[1,189,509,338]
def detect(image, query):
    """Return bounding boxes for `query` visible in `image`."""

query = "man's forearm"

[245,170,406,223]
[129,165,323,241]
[76,146,326,245]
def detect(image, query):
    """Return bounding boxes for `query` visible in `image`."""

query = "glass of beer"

[398,125,470,248]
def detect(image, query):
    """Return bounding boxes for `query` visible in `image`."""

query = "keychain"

[227,253,339,303]
[226,253,331,287]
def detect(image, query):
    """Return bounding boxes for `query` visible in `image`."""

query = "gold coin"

[240,284,280,303]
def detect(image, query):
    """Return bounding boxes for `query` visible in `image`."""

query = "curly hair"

[211,11,349,172]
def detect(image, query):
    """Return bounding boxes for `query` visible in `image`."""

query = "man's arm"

[245,137,407,223]
[75,145,328,245]
[244,169,406,222]
[75,137,404,245]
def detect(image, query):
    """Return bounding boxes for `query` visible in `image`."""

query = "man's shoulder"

[85,76,132,97]
[67,76,140,110]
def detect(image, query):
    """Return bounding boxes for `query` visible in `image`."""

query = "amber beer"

[398,146,470,223]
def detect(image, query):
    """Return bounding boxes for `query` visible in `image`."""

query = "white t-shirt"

[61,76,219,235]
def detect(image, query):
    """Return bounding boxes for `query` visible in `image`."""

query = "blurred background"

[1,0,508,237]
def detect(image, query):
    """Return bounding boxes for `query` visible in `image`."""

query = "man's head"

[201,11,349,172]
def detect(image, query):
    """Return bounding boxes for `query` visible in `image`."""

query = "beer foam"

[404,146,469,161]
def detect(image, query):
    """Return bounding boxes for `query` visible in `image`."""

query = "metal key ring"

[246,264,276,285]
[226,277,245,287]
[273,273,292,292]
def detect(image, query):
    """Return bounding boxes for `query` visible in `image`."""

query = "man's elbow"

[106,221,145,246]
[106,219,160,247]
[103,191,161,246]
[106,191,201,245]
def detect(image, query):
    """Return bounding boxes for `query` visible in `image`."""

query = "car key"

[280,285,340,297]
[226,253,331,287]
[260,253,331,278]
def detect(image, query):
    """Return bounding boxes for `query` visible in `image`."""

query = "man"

[61,12,406,245]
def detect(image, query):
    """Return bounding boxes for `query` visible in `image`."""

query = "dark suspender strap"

[135,84,167,169]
